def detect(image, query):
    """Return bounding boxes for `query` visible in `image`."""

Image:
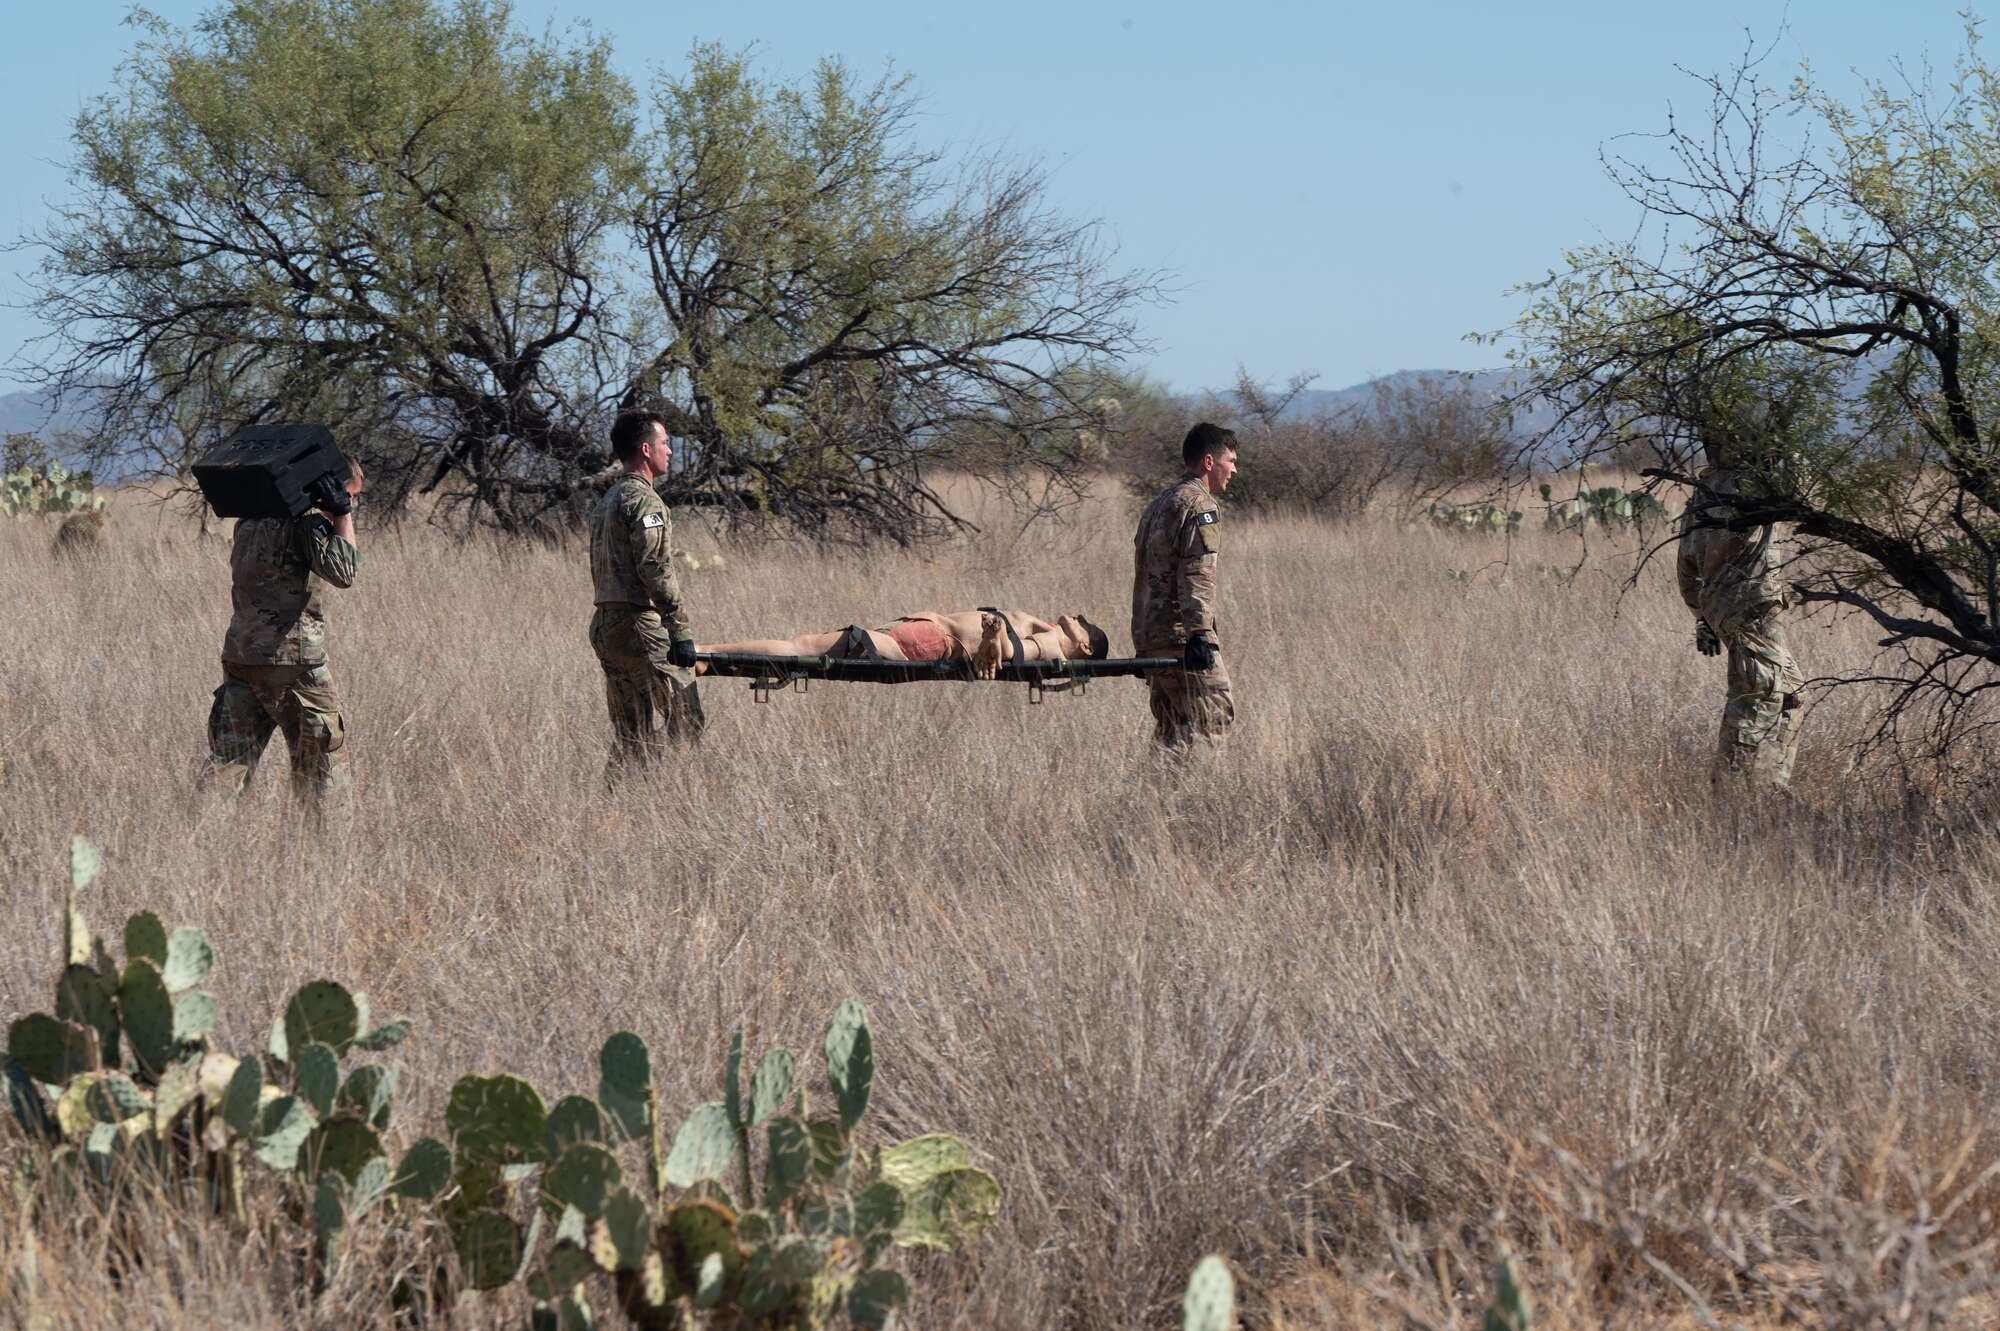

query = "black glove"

[311,474,353,516]
[1694,619,1722,656]
[1183,635,1218,672]
[668,638,698,669]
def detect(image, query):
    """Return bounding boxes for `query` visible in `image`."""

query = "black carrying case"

[192,424,345,519]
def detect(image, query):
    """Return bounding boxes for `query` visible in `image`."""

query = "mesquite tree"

[1511,28,2000,760]
[22,2,1152,540]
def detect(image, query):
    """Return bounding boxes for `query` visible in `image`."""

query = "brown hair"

[611,410,668,462]
[1182,422,1238,467]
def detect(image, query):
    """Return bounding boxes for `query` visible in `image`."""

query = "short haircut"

[339,450,363,485]
[611,410,668,462]
[1182,422,1238,467]
[1080,618,1110,660]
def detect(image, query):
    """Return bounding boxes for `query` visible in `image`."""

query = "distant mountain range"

[0,385,92,439]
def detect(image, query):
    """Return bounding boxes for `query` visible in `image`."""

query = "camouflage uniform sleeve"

[1176,494,1220,640]
[1675,515,1702,614]
[294,516,361,589]
[627,491,693,643]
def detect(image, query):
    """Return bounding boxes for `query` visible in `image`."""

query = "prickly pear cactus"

[1483,1247,1532,1331]
[1183,1254,1236,1331]
[664,1102,736,1187]
[446,1073,549,1166]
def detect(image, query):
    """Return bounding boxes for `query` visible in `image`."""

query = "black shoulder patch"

[1197,509,1218,525]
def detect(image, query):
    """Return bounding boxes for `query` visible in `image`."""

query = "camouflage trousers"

[1144,655,1235,752]
[197,660,350,807]
[590,607,705,770]
[1716,609,1804,789]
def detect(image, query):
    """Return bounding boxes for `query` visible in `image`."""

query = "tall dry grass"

[3,483,1999,1329]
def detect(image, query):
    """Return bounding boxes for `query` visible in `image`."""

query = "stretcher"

[696,652,1179,703]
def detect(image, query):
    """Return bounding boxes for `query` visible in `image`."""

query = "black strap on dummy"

[838,625,883,659]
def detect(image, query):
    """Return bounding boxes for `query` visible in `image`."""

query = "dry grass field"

[5,479,2000,1329]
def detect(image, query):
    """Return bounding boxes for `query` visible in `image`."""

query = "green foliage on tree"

[1508,24,2000,759]
[27,1,1150,540]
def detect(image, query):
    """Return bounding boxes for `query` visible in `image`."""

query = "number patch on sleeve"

[1197,510,1218,526]
[640,512,665,529]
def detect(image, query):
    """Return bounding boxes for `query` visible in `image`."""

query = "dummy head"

[1057,614,1110,659]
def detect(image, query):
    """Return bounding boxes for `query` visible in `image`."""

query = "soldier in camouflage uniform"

[588,410,703,769]
[1678,439,1803,788]
[1132,422,1238,751]
[197,455,363,807]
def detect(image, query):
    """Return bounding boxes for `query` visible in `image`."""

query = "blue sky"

[0,1,1983,393]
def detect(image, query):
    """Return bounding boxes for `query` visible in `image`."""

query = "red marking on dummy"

[888,619,950,661]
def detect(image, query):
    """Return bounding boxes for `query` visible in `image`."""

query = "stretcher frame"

[696,652,1180,704]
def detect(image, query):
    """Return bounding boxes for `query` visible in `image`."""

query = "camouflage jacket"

[588,473,692,642]
[1677,467,1786,631]
[221,514,361,665]
[1131,475,1221,654]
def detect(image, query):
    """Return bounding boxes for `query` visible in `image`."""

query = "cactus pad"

[806,1119,848,1182]
[526,1242,597,1302]
[667,1198,744,1297]
[764,1115,813,1207]
[221,1054,264,1135]
[69,835,103,892]
[885,1143,1000,1253]
[445,1073,549,1165]
[307,1117,386,1185]
[151,1059,201,1140]
[543,1142,623,1219]
[351,1017,411,1052]
[55,964,119,1059]
[738,1235,823,1315]
[1484,1248,1531,1331]
[295,1043,340,1118]
[849,1269,910,1331]
[391,1136,454,1200]
[453,1208,523,1291]
[724,1024,745,1128]
[254,1095,317,1170]
[172,991,218,1046]
[823,999,873,1131]
[122,912,167,966]
[749,1049,797,1127]
[544,1095,609,1158]
[615,1248,679,1330]
[590,1187,652,1272]
[283,981,360,1055]
[4,1059,55,1142]
[338,1063,398,1128]
[9,1014,100,1085]
[161,928,214,994]
[598,1031,652,1143]
[86,1071,151,1123]
[664,1101,736,1186]
[118,960,175,1072]
[1183,1255,1235,1331]
[853,1180,905,1262]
